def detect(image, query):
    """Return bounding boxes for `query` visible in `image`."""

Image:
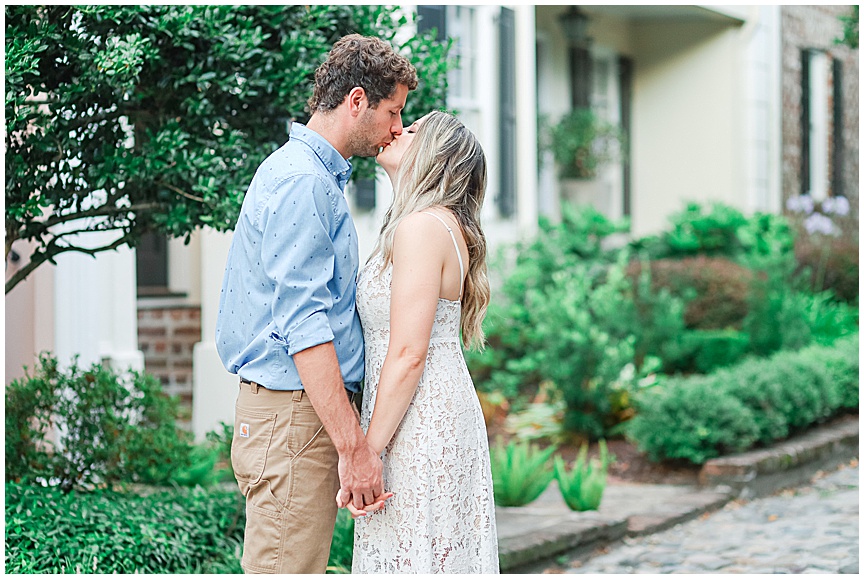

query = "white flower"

[786,194,814,215]
[830,196,850,216]
[804,213,839,236]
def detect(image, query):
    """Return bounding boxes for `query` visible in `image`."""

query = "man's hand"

[337,441,385,510]
[335,488,395,519]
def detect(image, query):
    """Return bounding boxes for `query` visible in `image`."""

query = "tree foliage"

[5,5,453,293]
[837,5,859,49]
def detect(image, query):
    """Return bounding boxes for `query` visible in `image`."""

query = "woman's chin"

[375,151,390,169]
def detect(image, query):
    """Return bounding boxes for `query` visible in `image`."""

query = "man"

[215,34,418,574]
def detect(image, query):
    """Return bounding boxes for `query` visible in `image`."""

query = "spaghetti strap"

[420,211,465,300]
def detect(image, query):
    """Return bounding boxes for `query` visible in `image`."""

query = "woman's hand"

[335,488,394,519]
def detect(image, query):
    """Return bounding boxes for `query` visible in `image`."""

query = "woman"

[340,111,499,573]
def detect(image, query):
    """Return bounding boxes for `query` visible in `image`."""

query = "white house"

[8,5,854,441]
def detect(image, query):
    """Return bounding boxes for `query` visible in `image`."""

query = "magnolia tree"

[5,5,453,293]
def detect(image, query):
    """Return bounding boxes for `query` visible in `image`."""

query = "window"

[136,232,169,296]
[447,6,478,105]
[417,5,446,41]
[801,49,843,201]
[419,6,508,216]
[352,178,376,211]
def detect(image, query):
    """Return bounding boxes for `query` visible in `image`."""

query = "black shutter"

[498,7,517,218]
[136,232,169,295]
[417,6,446,41]
[800,49,811,197]
[832,57,844,198]
[354,178,376,211]
[619,56,633,218]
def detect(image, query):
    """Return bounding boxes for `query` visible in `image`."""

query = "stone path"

[554,462,859,574]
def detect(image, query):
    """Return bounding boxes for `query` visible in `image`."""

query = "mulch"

[486,421,701,487]
[487,412,860,488]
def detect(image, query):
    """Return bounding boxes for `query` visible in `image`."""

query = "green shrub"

[820,335,860,408]
[742,255,804,357]
[5,483,244,573]
[795,235,859,303]
[627,334,859,464]
[664,202,749,257]
[490,439,557,507]
[553,440,612,511]
[503,395,568,444]
[663,329,751,374]
[642,202,795,261]
[799,291,859,345]
[5,354,193,490]
[627,257,752,331]
[470,202,855,440]
[546,108,624,179]
[327,508,355,573]
[627,376,759,464]
[736,211,797,258]
[470,245,686,438]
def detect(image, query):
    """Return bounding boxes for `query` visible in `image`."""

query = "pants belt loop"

[251,381,259,394]
[293,389,303,403]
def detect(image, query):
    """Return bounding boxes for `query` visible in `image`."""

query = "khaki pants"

[231,381,343,574]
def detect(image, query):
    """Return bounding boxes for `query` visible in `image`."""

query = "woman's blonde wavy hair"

[370,111,490,350]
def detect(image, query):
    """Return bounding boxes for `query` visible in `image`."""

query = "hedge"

[627,334,859,464]
[5,483,358,574]
[5,484,245,573]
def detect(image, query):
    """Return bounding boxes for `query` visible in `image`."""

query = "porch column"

[514,4,539,236]
[191,228,237,440]
[53,233,144,372]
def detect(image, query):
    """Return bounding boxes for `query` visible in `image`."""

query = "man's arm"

[293,342,384,511]
[259,173,383,511]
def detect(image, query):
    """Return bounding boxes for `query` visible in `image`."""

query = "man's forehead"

[384,83,409,107]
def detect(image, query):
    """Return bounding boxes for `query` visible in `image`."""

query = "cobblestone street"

[553,462,859,574]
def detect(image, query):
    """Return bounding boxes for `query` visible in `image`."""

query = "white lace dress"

[352,228,499,573]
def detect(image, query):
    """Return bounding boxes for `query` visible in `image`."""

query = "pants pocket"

[286,402,325,459]
[241,502,282,573]
[231,407,276,491]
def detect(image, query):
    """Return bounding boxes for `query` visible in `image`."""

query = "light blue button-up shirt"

[215,123,364,392]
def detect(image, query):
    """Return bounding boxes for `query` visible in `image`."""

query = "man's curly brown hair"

[308,34,418,112]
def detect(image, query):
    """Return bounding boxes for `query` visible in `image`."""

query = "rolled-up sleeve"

[260,174,336,356]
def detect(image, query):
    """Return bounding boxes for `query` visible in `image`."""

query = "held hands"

[335,488,394,519]
[336,440,393,519]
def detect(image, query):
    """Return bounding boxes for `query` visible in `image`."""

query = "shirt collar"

[289,122,353,190]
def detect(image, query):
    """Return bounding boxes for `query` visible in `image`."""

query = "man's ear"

[347,87,367,117]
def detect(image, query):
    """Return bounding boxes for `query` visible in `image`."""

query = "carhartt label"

[240,423,250,438]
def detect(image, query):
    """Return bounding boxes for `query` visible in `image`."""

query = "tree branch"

[5,232,136,294]
[35,202,160,231]
[154,180,207,203]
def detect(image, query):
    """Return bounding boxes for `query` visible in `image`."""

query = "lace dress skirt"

[352,255,499,573]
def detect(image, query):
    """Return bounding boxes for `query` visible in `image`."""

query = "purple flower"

[803,213,839,237]
[822,196,850,216]
[786,195,814,215]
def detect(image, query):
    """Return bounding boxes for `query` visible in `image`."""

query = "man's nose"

[391,116,404,136]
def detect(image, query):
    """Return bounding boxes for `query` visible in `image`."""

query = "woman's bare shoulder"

[393,211,453,256]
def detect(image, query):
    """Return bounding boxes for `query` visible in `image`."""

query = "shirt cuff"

[286,311,335,356]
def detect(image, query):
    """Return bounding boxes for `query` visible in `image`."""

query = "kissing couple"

[216,34,499,573]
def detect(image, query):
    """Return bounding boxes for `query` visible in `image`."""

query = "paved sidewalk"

[555,463,859,574]
[496,480,731,570]
[494,417,858,572]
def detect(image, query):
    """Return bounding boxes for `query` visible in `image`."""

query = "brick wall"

[781,5,859,229]
[137,306,201,423]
